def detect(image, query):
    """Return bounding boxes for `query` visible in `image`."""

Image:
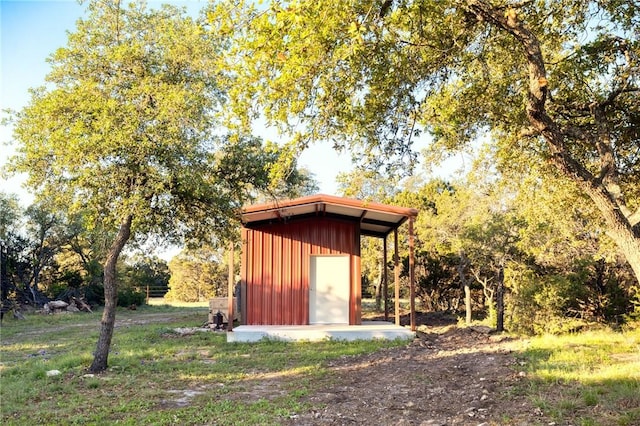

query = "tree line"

[4,150,638,336]
[351,158,638,335]
[0,192,239,309]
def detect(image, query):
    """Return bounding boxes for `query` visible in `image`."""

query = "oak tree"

[7,1,288,372]
[165,247,228,302]
[215,0,640,282]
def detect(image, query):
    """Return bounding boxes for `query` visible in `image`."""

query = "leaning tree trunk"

[89,215,132,373]
[467,0,640,284]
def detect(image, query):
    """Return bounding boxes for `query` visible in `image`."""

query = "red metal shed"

[236,194,418,328]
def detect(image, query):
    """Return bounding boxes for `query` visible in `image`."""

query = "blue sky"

[1,1,82,108]
[0,0,351,207]
[1,1,83,205]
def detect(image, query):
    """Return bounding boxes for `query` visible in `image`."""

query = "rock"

[173,327,196,336]
[48,300,69,309]
[67,304,80,313]
[46,370,61,377]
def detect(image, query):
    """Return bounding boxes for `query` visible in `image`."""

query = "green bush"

[505,257,636,335]
[505,265,588,334]
[117,287,145,307]
[624,285,640,323]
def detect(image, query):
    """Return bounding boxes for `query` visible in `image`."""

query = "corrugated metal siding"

[241,217,360,325]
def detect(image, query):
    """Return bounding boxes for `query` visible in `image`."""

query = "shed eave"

[242,194,417,235]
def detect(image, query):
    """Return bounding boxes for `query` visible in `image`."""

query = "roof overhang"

[241,194,418,238]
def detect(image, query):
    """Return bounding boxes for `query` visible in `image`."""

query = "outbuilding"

[226,194,418,342]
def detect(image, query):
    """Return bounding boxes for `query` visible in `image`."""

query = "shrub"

[117,287,145,307]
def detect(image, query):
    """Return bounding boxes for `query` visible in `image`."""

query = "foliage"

[116,286,145,307]
[500,158,636,332]
[1,195,111,306]
[0,194,67,305]
[4,0,315,371]
[213,0,640,282]
[119,255,170,298]
[336,168,401,201]
[0,191,21,240]
[388,154,637,332]
[626,286,640,323]
[51,253,105,305]
[357,237,380,300]
[165,247,228,302]
[20,201,67,304]
[0,192,26,304]
[391,177,492,320]
[411,250,461,312]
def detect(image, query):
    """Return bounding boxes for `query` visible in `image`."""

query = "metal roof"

[241,194,419,238]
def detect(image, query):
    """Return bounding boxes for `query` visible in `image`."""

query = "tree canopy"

[5,0,308,372]
[11,1,263,246]
[165,246,228,303]
[213,0,640,282]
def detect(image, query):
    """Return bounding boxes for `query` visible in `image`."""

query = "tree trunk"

[467,0,640,285]
[581,186,640,281]
[0,243,7,303]
[496,267,504,332]
[375,255,383,312]
[464,283,472,324]
[89,215,132,373]
[457,252,472,324]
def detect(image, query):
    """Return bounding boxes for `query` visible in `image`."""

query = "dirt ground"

[285,313,551,426]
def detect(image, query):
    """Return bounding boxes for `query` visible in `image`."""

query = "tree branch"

[629,208,640,228]
[463,0,640,256]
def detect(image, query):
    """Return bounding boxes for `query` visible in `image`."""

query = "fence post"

[228,243,234,332]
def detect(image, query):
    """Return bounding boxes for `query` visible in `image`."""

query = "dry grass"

[146,297,210,308]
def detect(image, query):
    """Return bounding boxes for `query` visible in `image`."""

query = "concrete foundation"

[226,321,415,343]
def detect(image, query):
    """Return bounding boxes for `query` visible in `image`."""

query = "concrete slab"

[226,321,415,343]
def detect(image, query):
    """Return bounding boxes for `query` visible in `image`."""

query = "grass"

[146,297,210,308]
[515,326,640,426]
[0,304,406,425]
[2,305,639,425]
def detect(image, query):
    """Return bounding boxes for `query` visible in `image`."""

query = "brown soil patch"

[286,313,549,426]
